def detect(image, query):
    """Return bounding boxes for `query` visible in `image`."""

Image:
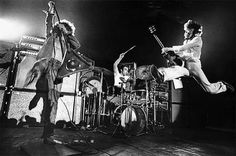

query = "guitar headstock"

[148,25,156,34]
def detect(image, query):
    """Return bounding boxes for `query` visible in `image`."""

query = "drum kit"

[80,64,169,136]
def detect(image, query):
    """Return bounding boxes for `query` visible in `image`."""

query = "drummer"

[113,52,132,94]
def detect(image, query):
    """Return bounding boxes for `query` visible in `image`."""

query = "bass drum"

[84,76,107,96]
[114,105,146,136]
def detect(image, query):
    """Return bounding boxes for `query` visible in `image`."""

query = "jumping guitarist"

[154,20,234,94]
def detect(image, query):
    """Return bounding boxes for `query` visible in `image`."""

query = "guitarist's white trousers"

[158,59,227,94]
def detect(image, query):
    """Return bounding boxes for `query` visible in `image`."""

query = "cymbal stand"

[92,71,109,135]
[92,92,97,127]
[153,91,157,132]
[81,92,86,125]
[144,80,150,133]
[97,72,103,127]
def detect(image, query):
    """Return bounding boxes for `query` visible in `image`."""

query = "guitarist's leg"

[186,61,227,94]
[157,65,189,82]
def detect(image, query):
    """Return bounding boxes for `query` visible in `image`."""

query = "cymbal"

[93,66,113,76]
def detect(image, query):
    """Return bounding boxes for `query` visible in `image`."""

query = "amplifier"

[19,35,45,55]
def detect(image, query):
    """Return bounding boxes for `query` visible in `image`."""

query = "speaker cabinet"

[7,91,81,123]
[170,81,184,104]
[0,46,13,116]
[0,46,13,86]
[2,54,82,124]
[169,81,188,126]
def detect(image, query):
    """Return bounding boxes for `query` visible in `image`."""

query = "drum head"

[119,106,146,136]
[84,76,107,95]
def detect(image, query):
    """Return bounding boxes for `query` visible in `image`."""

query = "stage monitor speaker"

[57,50,94,78]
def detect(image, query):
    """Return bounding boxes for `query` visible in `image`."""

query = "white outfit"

[114,72,130,89]
[158,36,227,94]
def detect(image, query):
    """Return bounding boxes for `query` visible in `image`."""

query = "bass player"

[156,19,234,94]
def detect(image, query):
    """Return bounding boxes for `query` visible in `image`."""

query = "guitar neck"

[152,34,164,48]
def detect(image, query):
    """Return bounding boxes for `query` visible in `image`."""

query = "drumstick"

[123,45,136,55]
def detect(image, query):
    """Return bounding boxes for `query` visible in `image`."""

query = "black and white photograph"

[0,0,235,155]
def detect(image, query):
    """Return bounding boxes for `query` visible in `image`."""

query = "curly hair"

[54,19,76,36]
[184,20,203,37]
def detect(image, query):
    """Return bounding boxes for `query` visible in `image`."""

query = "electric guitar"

[149,26,184,67]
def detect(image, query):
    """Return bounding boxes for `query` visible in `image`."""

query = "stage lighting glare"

[0,19,27,41]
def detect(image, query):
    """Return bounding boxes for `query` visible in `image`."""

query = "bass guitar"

[149,25,184,67]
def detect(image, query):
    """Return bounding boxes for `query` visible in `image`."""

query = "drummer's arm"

[113,53,125,74]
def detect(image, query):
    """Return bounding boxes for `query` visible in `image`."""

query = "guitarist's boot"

[155,69,164,83]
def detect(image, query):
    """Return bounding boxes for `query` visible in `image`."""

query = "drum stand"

[151,91,166,133]
[91,71,110,135]
[142,80,151,135]
[112,82,128,137]
[144,80,163,134]
[91,91,97,127]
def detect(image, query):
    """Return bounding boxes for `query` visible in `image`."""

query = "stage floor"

[0,126,235,156]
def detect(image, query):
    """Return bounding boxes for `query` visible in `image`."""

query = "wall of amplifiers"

[0,36,84,124]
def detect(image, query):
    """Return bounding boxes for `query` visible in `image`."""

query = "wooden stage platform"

[0,126,235,156]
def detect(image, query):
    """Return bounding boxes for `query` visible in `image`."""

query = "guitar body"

[162,51,184,67]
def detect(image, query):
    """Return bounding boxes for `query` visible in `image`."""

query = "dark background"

[0,0,235,129]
